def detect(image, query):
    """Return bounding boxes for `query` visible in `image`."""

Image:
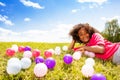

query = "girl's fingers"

[75,48,85,53]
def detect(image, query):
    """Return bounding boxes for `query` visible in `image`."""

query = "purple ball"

[63,54,73,64]
[35,56,44,64]
[91,73,106,80]
[45,57,56,69]
[24,46,31,51]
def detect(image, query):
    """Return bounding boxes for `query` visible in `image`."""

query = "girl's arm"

[83,44,105,53]
[68,39,76,50]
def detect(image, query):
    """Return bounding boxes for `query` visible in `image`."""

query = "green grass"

[0,42,120,80]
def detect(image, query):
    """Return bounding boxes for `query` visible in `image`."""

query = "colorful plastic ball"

[63,54,73,64]
[18,46,25,52]
[81,64,94,77]
[48,49,54,54]
[6,48,15,57]
[7,57,21,67]
[35,56,44,64]
[55,46,61,51]
[24,46,31,51]
[84,51,95,58]
[85,58,95,66]
[7,63,21,75]
[20,57,31,69]
[32,49,40,57]
[54,49,61,55]
[11,44,18,52]
[23,51,32,58]
[91,73,106,80]
[54,46,61,55]
[72,51,82,60]
[45,57,56,69]
[7,58,21,75]
[62,46,68,51]
[34,63,48,77]
[44,50,52,58]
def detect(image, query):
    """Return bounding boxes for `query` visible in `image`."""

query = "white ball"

[7,57,21,67]
[23,51,32,58]
[34,63,48,77]
[81,64,94,77]
[54,50,61,55]
[7,63,21,75]
[62,46,68,51]
[54,46,61,55]
[72,51,82,60]
[55,46,61,51]
[11,44,18,52]
[20,57,31,69]
[85,58,95,66]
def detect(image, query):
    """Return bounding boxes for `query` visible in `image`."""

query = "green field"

[0,42,120,80]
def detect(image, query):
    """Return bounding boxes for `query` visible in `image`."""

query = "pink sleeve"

[87,33,105,46]
[73,47,81,51]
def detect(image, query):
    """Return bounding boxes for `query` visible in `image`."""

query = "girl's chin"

[83,40,89,43]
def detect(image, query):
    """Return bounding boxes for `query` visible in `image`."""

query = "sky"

[0,0,120,42]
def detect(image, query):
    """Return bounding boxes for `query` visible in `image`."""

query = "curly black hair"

[69,23,100,43]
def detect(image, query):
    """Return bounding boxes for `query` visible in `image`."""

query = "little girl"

[68,23,120,65]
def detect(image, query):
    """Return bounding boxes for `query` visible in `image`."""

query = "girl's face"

[78,28,90,43]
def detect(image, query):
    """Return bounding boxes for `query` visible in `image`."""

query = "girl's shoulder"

[93,33,101,36]
[92,33,103,38]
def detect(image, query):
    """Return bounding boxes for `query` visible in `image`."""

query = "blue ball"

[24,46,31,51]
[63,54,73,64]
[35,56,44,64]
[91,73,106,80]
[45,57,56,69]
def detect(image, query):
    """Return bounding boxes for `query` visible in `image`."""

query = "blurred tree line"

[102,19,120,42]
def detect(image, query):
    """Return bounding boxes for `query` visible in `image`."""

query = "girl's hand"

[75,46,85,53]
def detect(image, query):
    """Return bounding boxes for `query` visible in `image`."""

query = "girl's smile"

[78,28,90,43]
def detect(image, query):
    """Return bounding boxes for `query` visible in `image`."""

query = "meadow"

[0,42,120,80]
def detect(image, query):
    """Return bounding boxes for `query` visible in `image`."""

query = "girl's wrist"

[83,46,87,51]
[72,39,76,43]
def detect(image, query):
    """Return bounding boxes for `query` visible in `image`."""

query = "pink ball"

[34,63,48,77]
[6,48,15,56]
[44,50,52,58]
[84,51,95,58]
[18,46,25,52]
[32,49,40,58]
